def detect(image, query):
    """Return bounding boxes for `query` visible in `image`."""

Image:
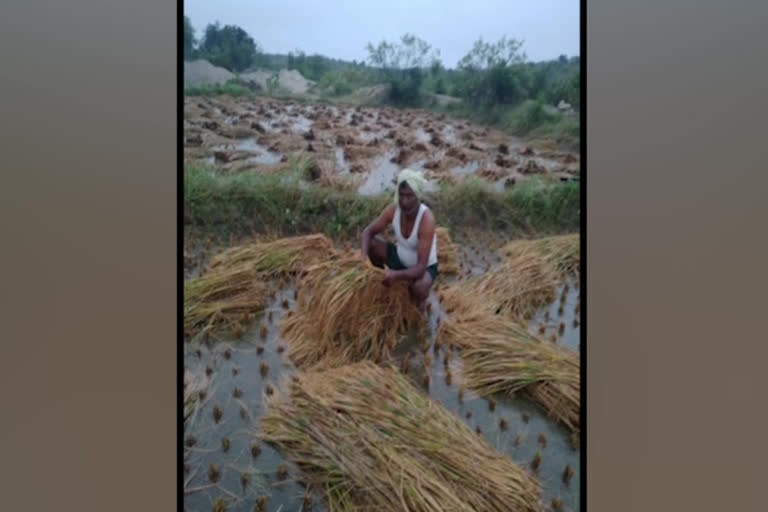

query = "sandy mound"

[433,93,462,106]
[278,69,315,94]
[239,70,272,90]
[184,59,235,87]
[239,69,316,95]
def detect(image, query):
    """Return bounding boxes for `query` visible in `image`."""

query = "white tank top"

[393,203,438,267]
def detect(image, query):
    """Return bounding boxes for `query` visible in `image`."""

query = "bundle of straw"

[184,266,267,337]
[282,256,424,370]
[261,362,541,512]
[436,227,459,275]
[208,234,337,278]
[438,286,580,432]
[459,249,560,321]
[501,234,579,280]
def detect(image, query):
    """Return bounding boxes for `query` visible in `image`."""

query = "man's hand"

[382,270,395,287]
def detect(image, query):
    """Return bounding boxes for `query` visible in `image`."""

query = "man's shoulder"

[383,203,397,217]
[421,204,435,221]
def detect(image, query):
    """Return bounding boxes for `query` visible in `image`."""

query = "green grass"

[184,164,579,240]
[435,100,580,151]
[184,79,254,97]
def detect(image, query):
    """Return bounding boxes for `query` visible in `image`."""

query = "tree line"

[184,17,579,110]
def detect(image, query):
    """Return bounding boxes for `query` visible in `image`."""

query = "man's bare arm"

[361,204,396,261]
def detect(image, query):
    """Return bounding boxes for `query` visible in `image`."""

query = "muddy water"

[450,160,483,177]
[333,147,350,174]
[183,287,326,512]
[413,128,431,143]
[358,152,441,196]
[214,139,282,165]
[357,151,400,196]
[530,279,581,351]
[184,273,581,511]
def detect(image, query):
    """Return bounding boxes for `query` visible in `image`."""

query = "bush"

[509,101,558,134]
[387,68,424,106]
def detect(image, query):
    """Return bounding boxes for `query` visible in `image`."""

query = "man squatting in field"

[361,168,439,313]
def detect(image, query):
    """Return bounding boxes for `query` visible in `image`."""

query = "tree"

[183,15,196,60]
[365,34,441,106]
[457,36,526,71]
[365,33,440,71]
[455,36,528,106]
[199,22,261,72]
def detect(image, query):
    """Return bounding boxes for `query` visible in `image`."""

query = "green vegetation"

[365,34,440,107]
[183,78,253,97]
[315,68,377,96]
[198,22,261,72]
[184,16,196,61]
[286,51,370,81]
[184,164,579,240]
[439,100,580,149]
[184,18,263,72]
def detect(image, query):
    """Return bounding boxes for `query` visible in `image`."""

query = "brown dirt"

[519,160,547,175]
[343,144,379,162]
[390,148,411,166]
[494,155,517,168]
[185,134,203,147]
[446,147,467,162]
[478,167,510,180]
[218,126,256,139]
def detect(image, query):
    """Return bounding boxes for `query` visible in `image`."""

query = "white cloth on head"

[394,168,428,204]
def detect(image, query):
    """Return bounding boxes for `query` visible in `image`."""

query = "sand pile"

[184,59,235,87]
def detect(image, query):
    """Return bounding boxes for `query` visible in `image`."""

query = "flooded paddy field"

[183,231,581,512]
[184,96,580,196]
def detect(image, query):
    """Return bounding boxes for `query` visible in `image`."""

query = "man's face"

[398,182,419,215]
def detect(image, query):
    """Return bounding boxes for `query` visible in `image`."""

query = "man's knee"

[368,238,387,267]
[413,276,433,301]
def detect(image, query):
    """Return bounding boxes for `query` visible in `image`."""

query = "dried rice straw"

[282,255,424,370]
[438,286,580,432]
[436,227,459,275]
[261,362,541,512]
[501,234,579,280]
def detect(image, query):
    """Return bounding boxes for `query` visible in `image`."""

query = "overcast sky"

[185,0,579,68]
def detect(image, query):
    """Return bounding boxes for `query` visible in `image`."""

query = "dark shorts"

[386,242,439,281]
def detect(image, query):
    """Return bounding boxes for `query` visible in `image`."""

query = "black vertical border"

[579,0,587,510]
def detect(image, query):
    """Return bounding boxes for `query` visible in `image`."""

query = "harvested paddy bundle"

[501,234,579,280]
[185,235,336,336]
[436,227,459,275]
[208,234,336,279]
[282,256,424,370]
[438,286,580,432]
[184,235,335,335]
[459,248,560,321]
[261,362,541,512]
[183,266,267,337]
